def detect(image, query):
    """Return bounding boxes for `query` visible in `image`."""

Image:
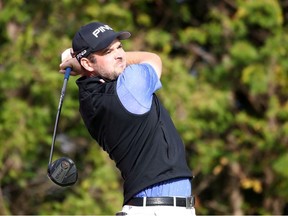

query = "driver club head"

[47,157,78,187]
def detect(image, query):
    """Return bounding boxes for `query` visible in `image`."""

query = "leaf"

[272,153,288,178]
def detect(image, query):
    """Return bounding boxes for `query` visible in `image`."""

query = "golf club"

[47,49,78,187]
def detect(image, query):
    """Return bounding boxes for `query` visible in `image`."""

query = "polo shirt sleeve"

[116,63,162,114]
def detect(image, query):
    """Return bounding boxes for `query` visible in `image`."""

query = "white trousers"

[117,205,196,216]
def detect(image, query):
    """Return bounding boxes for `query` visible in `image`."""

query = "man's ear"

[80,58,94,72]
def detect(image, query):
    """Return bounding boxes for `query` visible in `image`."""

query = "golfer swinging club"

[60,21,196,216]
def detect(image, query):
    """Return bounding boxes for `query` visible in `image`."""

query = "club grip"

[64,67,71,80]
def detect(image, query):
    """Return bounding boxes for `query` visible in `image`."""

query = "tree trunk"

[227,162,244,215]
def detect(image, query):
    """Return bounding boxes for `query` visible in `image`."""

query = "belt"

[127,196,195,208]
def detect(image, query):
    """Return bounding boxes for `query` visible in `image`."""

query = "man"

[60,21,195,216]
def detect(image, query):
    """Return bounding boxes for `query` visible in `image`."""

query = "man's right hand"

[59,48,83,76]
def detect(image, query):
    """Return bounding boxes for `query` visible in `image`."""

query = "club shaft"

[48,68,71,166]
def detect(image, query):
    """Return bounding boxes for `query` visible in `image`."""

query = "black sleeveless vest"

[76,76,192,205]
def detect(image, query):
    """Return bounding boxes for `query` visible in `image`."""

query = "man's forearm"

[126,51,157,65]
[125,51,162,78]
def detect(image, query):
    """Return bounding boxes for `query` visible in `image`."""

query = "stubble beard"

[98,59,126,81]
[112,61,126,79]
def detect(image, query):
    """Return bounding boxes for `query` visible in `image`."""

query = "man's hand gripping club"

[59,48,82,76]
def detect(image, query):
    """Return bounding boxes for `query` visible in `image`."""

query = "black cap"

[72,22,131,61]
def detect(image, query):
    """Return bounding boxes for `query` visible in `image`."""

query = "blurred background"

[1,0,288,215]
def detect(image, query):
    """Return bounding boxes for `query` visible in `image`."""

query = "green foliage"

[236,0,283,29]
[145,29,172,53]
[1,0,288,215]
[241,64,268,94]
[273,152,288,178]
[230,41,259,64]
[178,27,207,45]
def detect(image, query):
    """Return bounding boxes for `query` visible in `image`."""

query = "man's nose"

[115,50,123,59]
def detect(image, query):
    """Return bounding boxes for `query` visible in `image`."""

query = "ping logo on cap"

[76,50,87,60]
[92,25,113,38]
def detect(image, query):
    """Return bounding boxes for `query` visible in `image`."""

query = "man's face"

[90,39,127,80]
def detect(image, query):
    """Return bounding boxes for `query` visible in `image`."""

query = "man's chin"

[118,62,126,70]
[116,67,125,75]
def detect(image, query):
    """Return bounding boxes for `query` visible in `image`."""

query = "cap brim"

[117,31,131,40]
